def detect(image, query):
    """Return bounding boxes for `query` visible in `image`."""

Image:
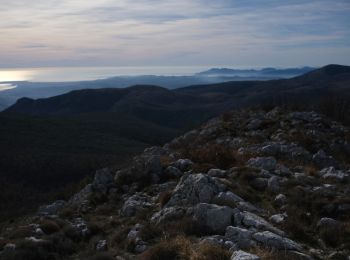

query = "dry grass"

[191,243,230,260]
[158,190,173,207]
[139,236,192,260]
[8,226,33,239]
[185,143,237,169]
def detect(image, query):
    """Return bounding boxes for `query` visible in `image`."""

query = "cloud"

[0,0,349,67]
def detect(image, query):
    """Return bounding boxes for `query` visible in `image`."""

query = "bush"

[40,219,61,235]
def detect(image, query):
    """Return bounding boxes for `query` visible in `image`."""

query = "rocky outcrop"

[2,108,349,259]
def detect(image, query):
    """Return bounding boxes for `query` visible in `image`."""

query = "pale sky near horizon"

[0,0,349,68]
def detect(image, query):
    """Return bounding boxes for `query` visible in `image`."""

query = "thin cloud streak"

[0,0,349,67]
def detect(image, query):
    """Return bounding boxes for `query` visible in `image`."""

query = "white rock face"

[192,203,234,233]
[166,173,222,207]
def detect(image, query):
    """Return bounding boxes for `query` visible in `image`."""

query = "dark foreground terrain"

[0,108,349,259]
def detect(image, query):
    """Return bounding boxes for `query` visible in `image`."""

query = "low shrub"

[40,219,61,235]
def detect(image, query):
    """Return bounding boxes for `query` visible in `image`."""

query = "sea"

[0,66,211,84]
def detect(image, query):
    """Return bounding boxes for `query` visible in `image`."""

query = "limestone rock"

[150,207,186,225]
[253,231,302,251]
[38,200,67,216]
[192,203,234,234]
[239,211,284,236]
[91,168,115,194]
[96,240,107,251]
[166,174,222,207]
[121,194,153,217]
[231,250,260,260]
[172,159,193,171]
[225,226,256,249]
[247,157,277,171]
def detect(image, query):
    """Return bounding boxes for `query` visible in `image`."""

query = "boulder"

[225,226,256,249]
[250,178,268,191]
[231,250,260,260]
[260,144,281,156]
[150,207,187,225]
[200,235,228,247]
[172,159,193,171]
[208,168,227,178]
[317,217,340,229]
[92,168,115,193]
[192,203,234,234]
[239,211,284,236]
[246,157,277,171]
[267,176,281,193]
[127,224,143,242]
[166,174,222,207]
[253,231,302,251]
[115,153,162,185]
[121,194,153,217]
[312,150,338,168]
[216,191,244,205]
[269,213,287,225]
[274,194,287,207]
[164,166,183,178]
[70,217,90,238]
[236,202,263,215]
[69,184,92,206]
[96,240,107,251]
[247,118,264,130]
[319,167,349,182]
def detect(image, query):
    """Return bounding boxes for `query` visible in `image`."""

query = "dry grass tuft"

[191,243,230,260]
[139,236,192,260]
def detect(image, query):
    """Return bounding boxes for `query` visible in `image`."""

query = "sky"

[0,0,349,68]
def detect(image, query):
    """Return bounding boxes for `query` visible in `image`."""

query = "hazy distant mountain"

[197,66,315,77]
[0,66,316,111]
